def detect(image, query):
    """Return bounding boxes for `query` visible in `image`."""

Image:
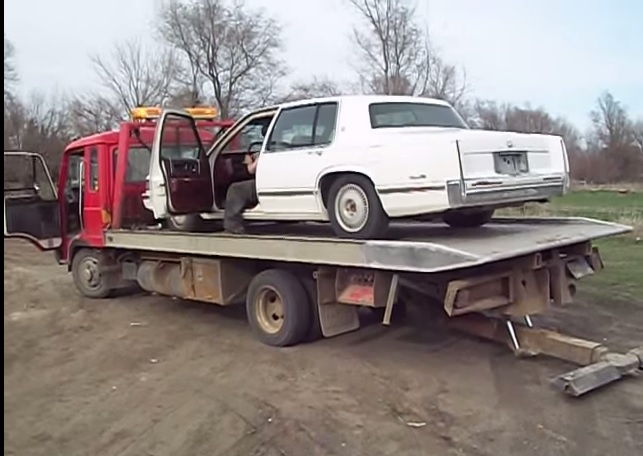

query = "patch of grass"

[498,190,643,234]
[550,190,642,210]
[582,236,643,302]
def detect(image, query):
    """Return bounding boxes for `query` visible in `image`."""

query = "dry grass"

[499,189,643,236]
[570,181,643,193]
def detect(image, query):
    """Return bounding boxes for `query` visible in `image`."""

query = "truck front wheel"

[71,249,112,299]
[246,269,312,347]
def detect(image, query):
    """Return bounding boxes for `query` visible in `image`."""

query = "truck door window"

[112,147,153,183]
[65,153,83,193]
[89,147,99,191]
[125,147,152,182]
[64,152,84,234]
[159,117,203,160]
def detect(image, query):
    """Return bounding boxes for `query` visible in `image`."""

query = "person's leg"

[224,180,258,233]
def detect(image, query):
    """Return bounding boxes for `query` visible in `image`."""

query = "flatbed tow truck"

[4,109,642,397]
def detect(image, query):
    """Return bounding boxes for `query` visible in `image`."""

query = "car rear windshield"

[369,102,468,129]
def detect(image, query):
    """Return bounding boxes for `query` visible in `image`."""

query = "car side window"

[267,103,338,152]
[314,103,338,146]
[267,105,317,152]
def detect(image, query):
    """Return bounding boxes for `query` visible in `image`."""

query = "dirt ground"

[4,239,643,456]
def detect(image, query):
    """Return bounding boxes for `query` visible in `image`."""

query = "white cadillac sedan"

[143,95,570,238]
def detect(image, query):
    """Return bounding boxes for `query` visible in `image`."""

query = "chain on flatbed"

[104,217,631,274]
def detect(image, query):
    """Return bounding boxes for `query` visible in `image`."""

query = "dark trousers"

[224,180,258,232]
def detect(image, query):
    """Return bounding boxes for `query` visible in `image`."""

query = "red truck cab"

[4,107,234,266]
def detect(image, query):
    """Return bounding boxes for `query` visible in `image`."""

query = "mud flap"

[318,302,360,338]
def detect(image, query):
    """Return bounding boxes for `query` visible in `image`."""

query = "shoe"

[224,224,246,235]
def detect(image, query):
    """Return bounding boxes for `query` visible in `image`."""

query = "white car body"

[144,95,570,236]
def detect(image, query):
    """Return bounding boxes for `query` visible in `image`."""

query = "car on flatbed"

[143,95,571,238]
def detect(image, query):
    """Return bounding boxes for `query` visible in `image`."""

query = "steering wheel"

[247,141,264,154]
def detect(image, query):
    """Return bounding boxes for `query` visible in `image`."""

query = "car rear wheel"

[327,175,389,239]
[443,209,494,228]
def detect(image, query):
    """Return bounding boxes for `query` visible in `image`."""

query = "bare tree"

[346,0,467,105]
[278,77,345,103]
[4,93,72,174]
[590,92,633,150]
[91,38,180,114]
[632,119,643,152]
[4,35,18,98]
[587,92,641,181]
[158,0,286,118]
[472,100,581,145]
[66,94,123,136]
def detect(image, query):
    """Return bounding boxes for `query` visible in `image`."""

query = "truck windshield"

[369,102,468,129]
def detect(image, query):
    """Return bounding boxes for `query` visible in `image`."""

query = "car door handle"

[409,174,426,180]
[307,150,323,156]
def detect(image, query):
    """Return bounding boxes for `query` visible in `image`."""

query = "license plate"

[494,152,529,175]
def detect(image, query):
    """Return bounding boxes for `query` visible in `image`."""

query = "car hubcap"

[81,257,101,289]
[255,286,285,334]
[335,184,369,233]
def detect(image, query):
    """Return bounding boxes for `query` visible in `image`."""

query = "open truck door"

[148,109,214,219]
[4,151,62,250]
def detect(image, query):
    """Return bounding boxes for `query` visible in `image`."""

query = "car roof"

[275,94,453,110]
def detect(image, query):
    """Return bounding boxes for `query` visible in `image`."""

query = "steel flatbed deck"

[104,216,631,273]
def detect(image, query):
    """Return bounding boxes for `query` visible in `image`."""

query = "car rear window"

[369,102,468,129]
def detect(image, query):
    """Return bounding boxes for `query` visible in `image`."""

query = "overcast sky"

[5,0,643,129]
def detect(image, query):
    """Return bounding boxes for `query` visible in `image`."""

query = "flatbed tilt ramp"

[103,217,642,397]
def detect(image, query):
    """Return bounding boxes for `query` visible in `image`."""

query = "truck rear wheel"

[246,269,312,347]
[71,249,112,299]
[443,209,494,228]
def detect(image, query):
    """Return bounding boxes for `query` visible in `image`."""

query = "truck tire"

[300,276,323,343]
[71,249,112,299]
[327,174,389,239]
[246,269,312,347]
[164,214,202,232]
[443,209,494,228]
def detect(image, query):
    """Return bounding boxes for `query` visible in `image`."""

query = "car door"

[256,102,339,215]
[148,110,214,218]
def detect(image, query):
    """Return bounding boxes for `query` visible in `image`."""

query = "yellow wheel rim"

[255,286,285,334]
